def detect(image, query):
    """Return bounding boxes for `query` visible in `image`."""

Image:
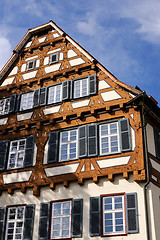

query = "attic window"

[27,60,36,71]
[50,53,59,64]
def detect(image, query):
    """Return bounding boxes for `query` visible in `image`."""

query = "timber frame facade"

[0,21,160,240]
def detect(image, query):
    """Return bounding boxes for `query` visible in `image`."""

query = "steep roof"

[0,20,141,96]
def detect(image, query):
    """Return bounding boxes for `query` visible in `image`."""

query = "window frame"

[47,83,62,105]
[7,138,26,170]
[0,97,11,116]
[20,91,34,111]
[5,205,26,240]
[59,128,78,162]
[50,53,59,65]
[26,60,36,71]
[73,76,89,99]
[101,193,127,237]
[50,199,72,240]
[99,121,121,156]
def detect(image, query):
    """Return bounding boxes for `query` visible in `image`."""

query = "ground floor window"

[5,206,25,240]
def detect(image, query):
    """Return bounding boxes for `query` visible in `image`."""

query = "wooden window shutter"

[88,124,98,156]
[119,118,131,152]
[62,80,69,101]
[23,204,35,240]
[126,193,139,233]
[0,207,6,240]
[78,125,87,158]
[39,202,50,240]
[72,199,83,238]
[24,135,35,167]
[0,140,9,171]
[9,94,16,113]
[90,197,100,236]
[39,87,47,106]
[33,89,40,108]
[70,80,73,100]
[89,75,96,95]
[47,131,59,163]
[154,127,160,159]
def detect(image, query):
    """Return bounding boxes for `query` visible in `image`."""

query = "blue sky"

[1,0,160,104]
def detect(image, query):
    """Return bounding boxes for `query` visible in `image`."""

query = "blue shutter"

[47,131,59,163]
[24,135,34,167]
[126,193,139,233]
[23,204,35,240]
[9,94,16,113]
[89,75,96,95]
[62,80,69,101]
[39,202,50,240]
[90,197,101,236]
[119,118,131,152]
[0,207,6,240]
[39,87,47,106]
[154,127,160,159]
[88,124,98,156]
[0,140,8,171]
[33,89,40,108]
[78,125,87,158]
[72,199,83,238]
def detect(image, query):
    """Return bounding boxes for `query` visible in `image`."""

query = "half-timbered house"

[0,21,159,240]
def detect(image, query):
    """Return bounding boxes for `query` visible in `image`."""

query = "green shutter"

[126,193,139,233]
[39,202,50,240]
[0,207,6,240]
[119,118,131,152]
[90,197,101,236]
[72,199,83,238]
[78,125,88,158]
[23,204,35,240]
[47,131,59,163]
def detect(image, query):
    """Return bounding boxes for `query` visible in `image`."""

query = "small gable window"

[50,53,59,65]
[27,60,36,71]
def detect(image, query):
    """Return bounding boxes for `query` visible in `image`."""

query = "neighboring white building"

[0,21,159,240]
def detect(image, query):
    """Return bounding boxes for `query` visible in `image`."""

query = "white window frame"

[99,122,120,155]
[0,98,10,115]
[73,77,89,99]
[102,195,125,236]
[26,60,36,71]
[50,53,59,65]
[59,129,78,162]
[48,84,62,104]
[7,139,26,170]
[20,91,34,111]
[51,200,72,239]
[5,206,25,240]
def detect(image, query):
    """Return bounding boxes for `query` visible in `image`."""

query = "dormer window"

[27,60,35,71]
[50,53,59,64]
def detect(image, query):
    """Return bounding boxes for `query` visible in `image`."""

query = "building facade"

[0,21,160,240]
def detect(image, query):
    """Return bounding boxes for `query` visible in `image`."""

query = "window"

[59,129,78,161]
[27,60,35,71]
[51,200,71,239]
[99,122,120,155]
[103,195,125,235]
[7,139,26,169]
[90,193,138,237]
[74,77,89,98]
[48,84,62,104]
[5,206,25,240]
[39,199,83,239]
[20,92,34,111]
[0,98,10,115]
[73,75,96,99]
[50,53,59,64]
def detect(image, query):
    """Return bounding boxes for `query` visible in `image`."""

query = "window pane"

[60,130,77,161]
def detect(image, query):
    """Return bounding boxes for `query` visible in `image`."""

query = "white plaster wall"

[38,37,46,43]
[1,77,15,87]
[69,58,85,67]
[101,90,122,102]
[25,41,32,48]
[67,49,78,58]
[98,80,111,90]
[147,183,160,240]
[22,71,37,80]
[21,64,26,72]
[0,118,8,125]
[25,55,38,62]
[43,105,61,115]
[47,48,61,55]
[0,176,147,240]
[146,123,156,156]
[44,57,49,65]
[17,112,33,121]
[3,171,32,184]
[8,66,18,76]
[44,63,61,74]
[71,99,90,109]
